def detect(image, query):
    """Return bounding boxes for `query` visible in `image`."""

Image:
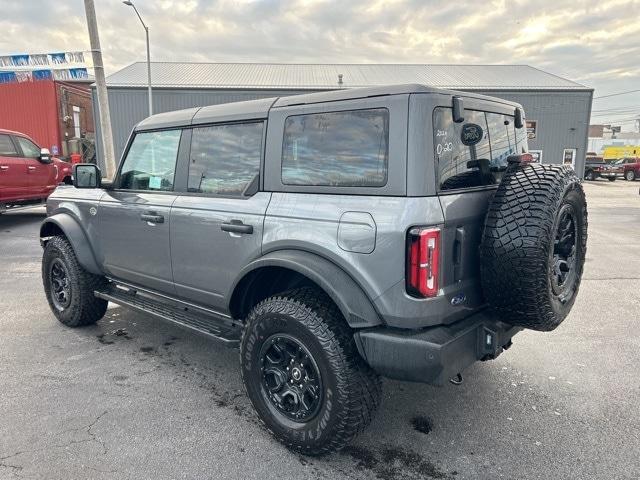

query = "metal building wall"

[94,87,592,177]
[478,90,593,176]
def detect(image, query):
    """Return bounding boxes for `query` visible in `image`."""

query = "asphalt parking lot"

[1,179,639,480]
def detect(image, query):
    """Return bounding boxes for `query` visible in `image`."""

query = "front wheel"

[626,170,636,181]
[42,236,108,327]
[584,170,595,181]
[240,288,382,455]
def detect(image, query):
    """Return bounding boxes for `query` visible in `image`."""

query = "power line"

[593,89,640,100]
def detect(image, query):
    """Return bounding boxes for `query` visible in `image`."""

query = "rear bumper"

[354,311,521,385]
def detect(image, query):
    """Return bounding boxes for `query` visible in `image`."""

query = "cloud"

[0,0,638,128]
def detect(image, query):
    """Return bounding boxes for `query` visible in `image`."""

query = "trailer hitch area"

[449,373,463,386]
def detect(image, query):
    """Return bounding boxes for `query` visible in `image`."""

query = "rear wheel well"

[230,267,329,321]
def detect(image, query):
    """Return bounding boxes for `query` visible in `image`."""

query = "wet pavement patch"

[96,334,114,345]
[339,444,451,479]
[96,328,132,345]
[411,415,433,435]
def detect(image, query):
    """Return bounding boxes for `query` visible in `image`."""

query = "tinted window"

[433,108,492,191]
[282,108,389,187]
[0,134,17,156]
[188,122,262,196]
[119,130,181,191]
[15,136,40,158]
[486,113,518,182]
[515,120,528,152]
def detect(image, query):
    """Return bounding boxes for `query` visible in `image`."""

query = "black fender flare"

[229,250,383,328]
[40,214,102,275]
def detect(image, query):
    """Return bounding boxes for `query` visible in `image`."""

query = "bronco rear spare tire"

[480,163,587,331]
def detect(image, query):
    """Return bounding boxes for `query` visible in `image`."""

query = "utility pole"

[84,0,116,179]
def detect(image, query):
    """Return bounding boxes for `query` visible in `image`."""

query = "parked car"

[40,85,587,455]
[584,156,617,181]
[0,129,72,214]
[613,157,640,181]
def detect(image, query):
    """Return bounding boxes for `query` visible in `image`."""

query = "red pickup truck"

[0,129,72,214]
[614,157,640,181]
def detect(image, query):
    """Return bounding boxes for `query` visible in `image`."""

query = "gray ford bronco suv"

[40,85,587,455]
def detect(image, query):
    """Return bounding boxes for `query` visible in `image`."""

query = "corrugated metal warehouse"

[94,63,593,176]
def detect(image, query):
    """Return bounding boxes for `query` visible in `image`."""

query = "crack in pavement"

[0,410,111,473]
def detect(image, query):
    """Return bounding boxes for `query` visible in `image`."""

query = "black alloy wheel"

[49,258,72,311]
[259,334,323,422]
[551,204,578,303]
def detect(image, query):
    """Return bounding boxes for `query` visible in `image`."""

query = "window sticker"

[148,176,162,189]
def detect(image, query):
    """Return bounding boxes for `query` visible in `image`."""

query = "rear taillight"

[406,227,440,298]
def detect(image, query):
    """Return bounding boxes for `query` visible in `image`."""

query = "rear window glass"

[485,112,518,183]
[282,108,389,187]
[515,120,528,152]
[433,108,492,191]
[434,108,527,191]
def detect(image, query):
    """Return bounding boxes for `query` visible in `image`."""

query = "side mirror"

[39,148,52,164]
[73,163,102,189]
[514,108,524,129]
[452,96,465,123]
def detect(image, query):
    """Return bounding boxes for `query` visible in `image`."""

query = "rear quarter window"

[281,108,389,187]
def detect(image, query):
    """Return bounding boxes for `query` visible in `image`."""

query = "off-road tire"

[480,164,587,331]
[240,288,382,455]
[42,236,108,327]
[626,170,636,181]
[584,170,595,181]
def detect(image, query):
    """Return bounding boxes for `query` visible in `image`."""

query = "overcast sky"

[1,0,639,130]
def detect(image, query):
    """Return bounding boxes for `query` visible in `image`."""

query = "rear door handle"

[140,212,164,224]
[0,165,8,171]
[221,220,253,234]
[28,166,36,171]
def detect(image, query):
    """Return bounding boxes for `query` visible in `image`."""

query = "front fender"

[40,214,102,275]
[229,250,383,328]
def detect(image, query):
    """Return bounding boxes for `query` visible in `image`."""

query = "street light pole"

[123,1,152,116]
[84,0,116,179]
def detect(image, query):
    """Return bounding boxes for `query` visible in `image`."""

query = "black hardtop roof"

[135,84,521,131]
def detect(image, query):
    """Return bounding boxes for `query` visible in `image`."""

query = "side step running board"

[95,284,241,346]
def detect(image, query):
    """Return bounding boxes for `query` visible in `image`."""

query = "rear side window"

[119,129,182,191]
[433,108,492,191]
[281,108,389,187]
[0,134,17,156]
[188,122,262,196]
